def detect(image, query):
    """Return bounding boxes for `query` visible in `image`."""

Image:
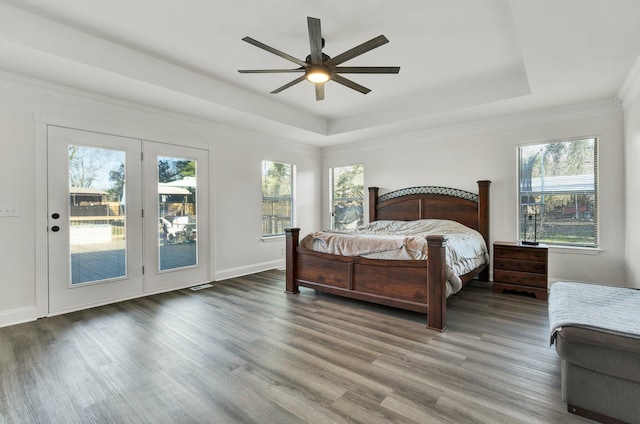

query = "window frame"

[261,160,295,238]
[329,163,364,231]
[516,136,599,248]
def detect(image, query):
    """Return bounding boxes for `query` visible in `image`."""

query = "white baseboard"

[47,280,215,318]
[0,305,37,328]
[214,259,285,281]
[548,277,567,286]
[1,262,286,328]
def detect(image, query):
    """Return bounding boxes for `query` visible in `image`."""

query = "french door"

[47,126,209,315]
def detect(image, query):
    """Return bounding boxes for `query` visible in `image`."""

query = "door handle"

[51,226,60,232]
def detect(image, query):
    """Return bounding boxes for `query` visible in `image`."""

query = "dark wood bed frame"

[285,180,491,331]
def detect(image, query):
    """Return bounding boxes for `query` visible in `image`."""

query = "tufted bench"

[549,282,640,423]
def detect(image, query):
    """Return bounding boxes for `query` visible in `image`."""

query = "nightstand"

[492,241,548,300]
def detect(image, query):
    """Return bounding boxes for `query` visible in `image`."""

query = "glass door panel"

[69,145,127,284]
[143,141,209,293]
[158,156,198,271]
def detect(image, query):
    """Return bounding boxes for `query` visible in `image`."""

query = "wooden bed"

[285,180,491,331]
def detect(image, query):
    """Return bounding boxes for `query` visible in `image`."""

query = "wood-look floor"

[0,271,592,424]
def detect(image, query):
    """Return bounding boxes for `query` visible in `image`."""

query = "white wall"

[0,73,321,327]
[323,105,626,286]
[0,69,631,328]
[624,88,640,288]
[212,128,321,279]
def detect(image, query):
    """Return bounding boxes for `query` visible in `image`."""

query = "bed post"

[477,180,491,281]
[285,228,300,294]
[368,187,379,222]
[427,235,447,332]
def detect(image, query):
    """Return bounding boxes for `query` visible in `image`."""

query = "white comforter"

[300,219,489,296]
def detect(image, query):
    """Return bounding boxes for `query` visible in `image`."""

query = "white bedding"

[299,219,489,296]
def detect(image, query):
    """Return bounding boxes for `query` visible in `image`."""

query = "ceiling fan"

[238,17,400,101]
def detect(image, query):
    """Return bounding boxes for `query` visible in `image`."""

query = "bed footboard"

[284,228,449,331]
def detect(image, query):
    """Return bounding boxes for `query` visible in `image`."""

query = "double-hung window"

[330,164,364,230]
[517,137,598,247]
[261,160,295,237]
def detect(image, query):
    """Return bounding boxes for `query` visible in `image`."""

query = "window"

[518,137,598,247]
[330,164,364,230]
[262,160,294,237]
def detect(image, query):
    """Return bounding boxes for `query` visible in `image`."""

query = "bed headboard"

[368,180,491,244]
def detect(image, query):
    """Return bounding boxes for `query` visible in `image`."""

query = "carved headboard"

[368,180,491,245]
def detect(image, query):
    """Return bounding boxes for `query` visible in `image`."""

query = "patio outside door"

[47,126,210,315]
[142,141,210,293]
[48,126,143,314]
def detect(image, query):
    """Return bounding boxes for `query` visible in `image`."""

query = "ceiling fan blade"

[332,74,371,94]
[315,83,325,101]
[270,75,306,94]
[238,69,304,74]
[335,66,400,74]
[242,36,307,67]
[325,35,389,66]
[307,17,323,65]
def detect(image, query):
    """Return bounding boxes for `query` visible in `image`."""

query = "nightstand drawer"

[494,258,546,274]
[494,247,546,262]
[493,270,547,288]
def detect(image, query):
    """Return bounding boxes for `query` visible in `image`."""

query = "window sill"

[261,235,285,243]
[548,245,602,255]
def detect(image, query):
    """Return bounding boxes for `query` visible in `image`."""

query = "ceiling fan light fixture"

[239,17,399,100]
[305,65,330,83]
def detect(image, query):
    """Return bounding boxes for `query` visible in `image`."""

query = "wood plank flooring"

[0,270,592,423]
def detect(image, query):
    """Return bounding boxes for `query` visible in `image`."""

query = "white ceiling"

[0,0,639,147]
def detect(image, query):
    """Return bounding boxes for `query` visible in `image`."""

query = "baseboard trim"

[215,259,285,281]
[0,305,37,328]
[2,261,283,327]
[47,280,215,318]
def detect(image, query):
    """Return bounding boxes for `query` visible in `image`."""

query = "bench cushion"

[549,282,640,344]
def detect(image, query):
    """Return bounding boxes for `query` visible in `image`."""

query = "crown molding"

[618,53,640,110]
[323,98,621,154]
[0,70,321,155]
[0,69,623,157]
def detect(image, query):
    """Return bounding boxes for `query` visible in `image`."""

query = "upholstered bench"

[549,282,640,424]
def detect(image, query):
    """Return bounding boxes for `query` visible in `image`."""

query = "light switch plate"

[0,203,19,217]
